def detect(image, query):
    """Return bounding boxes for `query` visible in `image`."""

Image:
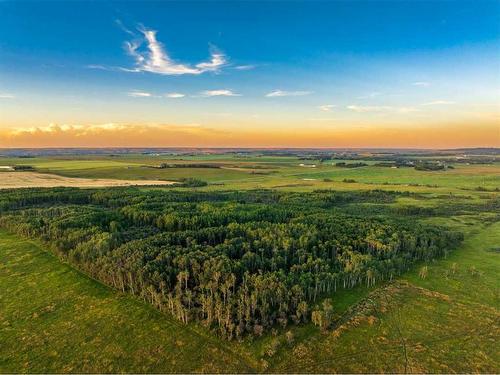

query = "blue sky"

[0,1,499,147]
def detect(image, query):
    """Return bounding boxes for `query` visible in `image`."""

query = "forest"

[0,188,463,339]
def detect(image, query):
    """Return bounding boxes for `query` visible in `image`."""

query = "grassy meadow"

[0,231,257,373]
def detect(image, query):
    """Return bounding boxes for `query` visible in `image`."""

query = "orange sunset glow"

[1,120,498,149]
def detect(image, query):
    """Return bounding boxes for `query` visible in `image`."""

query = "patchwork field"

[0,172,175,189]
[1,153,499,192]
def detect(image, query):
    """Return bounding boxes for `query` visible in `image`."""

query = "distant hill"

[1,147,498,157]
[441,148,500,155]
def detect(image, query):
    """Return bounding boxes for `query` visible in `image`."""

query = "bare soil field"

[0,172,175,189]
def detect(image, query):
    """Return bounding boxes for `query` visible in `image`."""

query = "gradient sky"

[1,1,499,148]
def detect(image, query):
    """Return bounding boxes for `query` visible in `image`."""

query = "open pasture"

[1,153,499,192]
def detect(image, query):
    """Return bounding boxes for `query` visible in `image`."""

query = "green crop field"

[1,153,499,192]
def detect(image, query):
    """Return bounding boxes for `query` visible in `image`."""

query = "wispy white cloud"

[86,64,113,71]
[265,90,312,97]
[348,105,380,113]
[200,89,241,97]
[165,93,185,98]
[115,19,135,36]
[123,24,227,75]
[318,104,335,112]
[127,91,153,98]
[0,93,15,99]
[413,81,430,87]
[421,100,455,106]
[347,105,418,113]
[234,64,256,71]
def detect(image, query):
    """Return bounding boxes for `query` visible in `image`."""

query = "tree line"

[0,188,463,339]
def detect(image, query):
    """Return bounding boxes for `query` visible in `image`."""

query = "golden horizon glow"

[1,120,498,149]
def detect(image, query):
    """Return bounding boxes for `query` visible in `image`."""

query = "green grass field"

[2,154,499,192]
[0,231,257,373]
[1,218,498,373]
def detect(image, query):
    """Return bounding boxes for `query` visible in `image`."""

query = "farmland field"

[0,172,175,189]
[1,152,499,191]
[0,149,498,373]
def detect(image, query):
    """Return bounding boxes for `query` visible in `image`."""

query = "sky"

[0,0,499,148]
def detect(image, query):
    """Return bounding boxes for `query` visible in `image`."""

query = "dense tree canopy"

[0,188,464,338]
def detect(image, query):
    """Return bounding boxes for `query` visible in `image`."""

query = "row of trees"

[0,188,463,339]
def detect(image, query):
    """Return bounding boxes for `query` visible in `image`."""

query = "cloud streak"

[199,89,241,97]
[0,123,224,148]
[123,25,227,75]
[421,100,455,106]
[265,90,312,97]
[127,89,241,98]
[86,64,113,71]
[0,93,15,99]
[165,93,185,98]
[318,104,335,112]
[127,91,153,98]
[234,64,256,70]
[347,105,418,113]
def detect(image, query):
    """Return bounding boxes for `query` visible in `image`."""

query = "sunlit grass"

[0,232,256,373]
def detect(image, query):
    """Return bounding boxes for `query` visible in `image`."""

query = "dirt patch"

[0,172,176,189]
